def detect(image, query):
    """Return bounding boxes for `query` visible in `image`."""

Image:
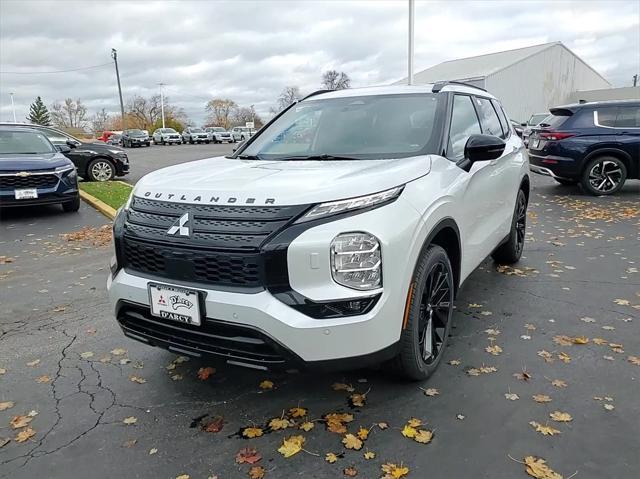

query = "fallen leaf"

[343,466,358,477]
[35,375,50,384]
[549,411,572,422]
[484,328,501,335]
[52,305,66,313]
[377,422,389,430]
[197,367,216,381]
[0,438,9,449]
[0,368,6,375]
[325,452,339,463]
[572,336,589,345]
[332,382,355,392]
[176,475,189,479]
[0,401,15,411]
[235,447,262,465]
[602,325,615,331]
[15,427,35,443]
[557,352,571,363]
[381,463,410,479]
[406,418,422,428]
[289,407,307,418]
[448,359,461,366]
[364,451,376,460]
[413,429,433,444]
[604,404,615,411]
[468,303,483,308]
[514,371,532,381]
[485,344,503,355]
[242,427,264,438]
[110,348,127,356]
[401,425,417,438]
[349,393,367,407]
[248,466,265,479]
[421,387,439,397]
[456,414,465,420]
[581,317,596,323]
[628,356,640,366]
[342,433,363,450]
[149,448,158,455]
[553,335,573,346]
[356,427,369,441]
[551,379,567,388]
[26,359,40,367]
[505,393,520,401]
[278,435,305,457]
[259,380,274,390]
[10,415,33,429]
[123,439,137,448]
[171,374,183,381]
[537,350,554,362]
[174,355,189,364]
[524,456,563,479]
[269,417,291,431]
[201,416,224,433]
[613,298,630,306]
[529,421,561,436]
[123,416,138,425]
[533,394,552,403]
[129,375,146,384]
[80,351,94,359]
[119,358,131,365]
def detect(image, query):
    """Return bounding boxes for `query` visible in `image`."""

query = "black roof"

[0,124,42,133]
[552,99,640,112]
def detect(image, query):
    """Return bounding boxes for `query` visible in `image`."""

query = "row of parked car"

[103,126,257,148]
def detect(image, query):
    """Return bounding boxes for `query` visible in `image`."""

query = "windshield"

[191,128,204,133]
[528,114,548,125]
[241,93,442,160]
[127,129,145,137]
[212,127,225,132]
[0,130,55,155]
[161,128,177,133]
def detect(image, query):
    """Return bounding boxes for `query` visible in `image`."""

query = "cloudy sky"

[1,0,638,125]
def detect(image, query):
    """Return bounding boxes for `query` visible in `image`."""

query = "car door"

[35,126,86,172]
[614,106,640,177]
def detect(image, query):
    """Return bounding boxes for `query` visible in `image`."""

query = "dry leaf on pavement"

[505,393,519,401]
[343,466,358,477]
[486,344,503,355]
[364,451,376,459]
[10,415,33,429]
[129,376,146,384]
[551,379,567,388]
[289,407,307,418]
[278,435,305,457]
[381,463,410,479]
[420,387,439,397]
[325,452,339,463]
[349,392,367,407]
[26,359,40,367]
[15,427,35,443]
[413,429,433,444]
[356,427,369,441]
[235,447,262,464]
[269,417,291,431]
[628,356,640,366]
[533,394,552,403]
[524,456,563,479]
[201,416,224,433]
[80,351,94,359]
[35,375,50,383]
[300,421,314,431]
[332,382,355,392]
[123,416,138,425]
[529,421,561,436]
[111,348,127,356]
[242,427,264,438]
[342,433,363,450]
[0,402,14,411]
[549,411,572,422]
[248,466,265,479]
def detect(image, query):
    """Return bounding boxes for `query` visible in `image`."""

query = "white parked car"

[182,127,209,144]
[205,127,233,143]
[152,128,181,145]
[108,83,529,379]
[230,126,256,142]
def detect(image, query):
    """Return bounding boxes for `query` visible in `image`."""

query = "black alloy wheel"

[418,262,453,366]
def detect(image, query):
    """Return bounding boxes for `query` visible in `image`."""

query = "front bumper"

[0,173,79,207]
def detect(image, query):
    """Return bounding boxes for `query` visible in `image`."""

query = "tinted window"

[37,127,68,144]
[528,114,549,125]
[544,113,570,129]
[615,107,640,128]
[597,107,618,127]
[491,99,510,138]
[475,97,504,137]
[447,95,481,160]
[0,130,55,154]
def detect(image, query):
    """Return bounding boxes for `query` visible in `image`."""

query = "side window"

[37,127,68,144]
[596,107,618,127]
[615,107,640,128]
[447,95,481,160]
[475,97,504,137]
[491,99,510,138]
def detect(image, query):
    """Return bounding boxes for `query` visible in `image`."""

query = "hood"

[0,152,72,171]
[134,155,431,206]
[80,141,122,152]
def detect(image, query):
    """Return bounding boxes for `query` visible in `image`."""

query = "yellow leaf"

[289,407,307,418]
[549,411,572,422]
[613,298,630,305]
[242,427,264,438]
[15,427,35,443]
[268,417,291,431]
[248,466,265,479]
[523,456,563,479]
[10,415,32,429]
[325,452,338,463]
[149,448,158,455]
[80,351,94,359]
[129,376,146,384]
[342,433,363,450]
[551,379,567,388]
[627,355,640,366]
[592,338,607,345]
[278,435,305,457]
[35,375,50,384]
[356,427,369,440]
[381,463,410,479]
[123,416,138,425]
[448,359,461,366]
[176,475,190,479]
[299,421,314,432]
[572,336,589,345]
[485,344,503,355]
[110,348,127,356]
[406,417,422,428]
[413,429,433,444]
[332,382,355,392]
[259,380,274,390]
[401,425,417,439]
[364,451,376,460]
[553,335,573,346]
[533,394,552,403]
[478,365,497,374]
[349,393,366,407]
[0,401,14,411]
[529,421,561,436]
[558,352,571,363]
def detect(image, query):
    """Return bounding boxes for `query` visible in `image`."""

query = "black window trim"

[491,98,511,139]
[474,95,506,139]
[443,92,483,161]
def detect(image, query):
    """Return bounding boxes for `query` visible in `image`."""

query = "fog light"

[331,232,382,290]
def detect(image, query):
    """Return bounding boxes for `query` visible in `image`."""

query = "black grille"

[117,302,293,365]
[120,197,309,288]
[0,174,59,189]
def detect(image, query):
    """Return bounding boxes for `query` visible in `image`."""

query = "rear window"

[543,111,571,129]
[596,106,640,128]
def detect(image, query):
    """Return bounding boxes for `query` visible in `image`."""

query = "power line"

[0,62,112,75]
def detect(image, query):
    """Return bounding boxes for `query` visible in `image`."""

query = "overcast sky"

[1,0,638,126]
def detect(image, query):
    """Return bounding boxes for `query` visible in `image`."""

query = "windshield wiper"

[237,154,263,160]
[276,154,362,161]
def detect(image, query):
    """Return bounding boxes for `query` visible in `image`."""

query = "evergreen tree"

[27,96,51,126]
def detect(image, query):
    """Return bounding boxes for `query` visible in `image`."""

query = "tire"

[554,178,578,186]
[87,158,115,182]
[492,189,527,264]
[62,196,80,212]
[189,139,194,144]
[162,139,166,145]
[390,244,455,380]
[205,140,210,144]
[580,156,627,196]
[241,135,246,141]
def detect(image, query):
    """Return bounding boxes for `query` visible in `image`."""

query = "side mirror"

[66,139,79,149]
[520,122,527,127]
[56,144,71,154]
[457,134,506,172]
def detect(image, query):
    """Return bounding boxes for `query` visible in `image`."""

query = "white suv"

[108,83,529,379]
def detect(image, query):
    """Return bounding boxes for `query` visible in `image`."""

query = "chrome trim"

[593,110,624,129]
[0,170,59,177]
[529,164,558,178]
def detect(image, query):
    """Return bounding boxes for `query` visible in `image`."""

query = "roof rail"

[432,81,488,93]
[301,89,332,100]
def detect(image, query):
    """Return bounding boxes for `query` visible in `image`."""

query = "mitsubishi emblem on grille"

[167,212,191,237]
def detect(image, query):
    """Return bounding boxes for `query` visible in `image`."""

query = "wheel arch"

[85,156,116,179]
[583,148,635,178]
[419,218,461,295]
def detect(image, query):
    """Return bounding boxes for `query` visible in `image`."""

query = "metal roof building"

[394,42,611,122]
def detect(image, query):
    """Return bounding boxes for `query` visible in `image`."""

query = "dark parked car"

[121,129,150,148]
[528,100,640,195]
[107,134,123,146]
[511,119,524,138]
[0,126,79,212]
[0,123,129,182]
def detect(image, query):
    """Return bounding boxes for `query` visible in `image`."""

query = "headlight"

[299,186,403,222]
[331,232,382,290]
[123,191,134,211]
[108,149,123,155]
[55,165,75,174]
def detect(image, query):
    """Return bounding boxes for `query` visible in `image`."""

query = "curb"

[79,189,117,220]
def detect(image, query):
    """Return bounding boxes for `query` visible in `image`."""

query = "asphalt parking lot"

[1,175,639,479]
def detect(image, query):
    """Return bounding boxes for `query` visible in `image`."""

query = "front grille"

[0,174,58,189]
[121,197,309,288]
[117,302,293,365]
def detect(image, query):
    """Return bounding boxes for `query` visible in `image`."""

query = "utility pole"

[408,0,415,85]
[158,82,166,128]
[633,74,638,87]
[9,92,16,122]
[111,48,126,130]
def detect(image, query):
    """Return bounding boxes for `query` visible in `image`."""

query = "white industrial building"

[394,42,612,122]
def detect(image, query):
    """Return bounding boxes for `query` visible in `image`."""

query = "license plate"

[148,283,202,325]
[531,139,539,149]
[15,189,38,200]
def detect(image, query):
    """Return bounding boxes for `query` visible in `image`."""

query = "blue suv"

[0,126,80,212]
[528,100,639,195]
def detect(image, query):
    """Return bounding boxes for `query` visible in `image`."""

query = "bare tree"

[205,98,238,129]
[273,86,300,113]
[90,108,110,133]
[126,95,163,130]
[51,98,88,129]
[321,70,351,90]
[232,105,264,128]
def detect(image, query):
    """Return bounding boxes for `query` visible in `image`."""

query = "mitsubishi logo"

[167,212,191,237]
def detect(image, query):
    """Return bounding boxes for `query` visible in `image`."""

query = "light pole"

[111,48,126,129]
[408,0,415,85]
[158,82,166,128]
[9,92,16,122]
